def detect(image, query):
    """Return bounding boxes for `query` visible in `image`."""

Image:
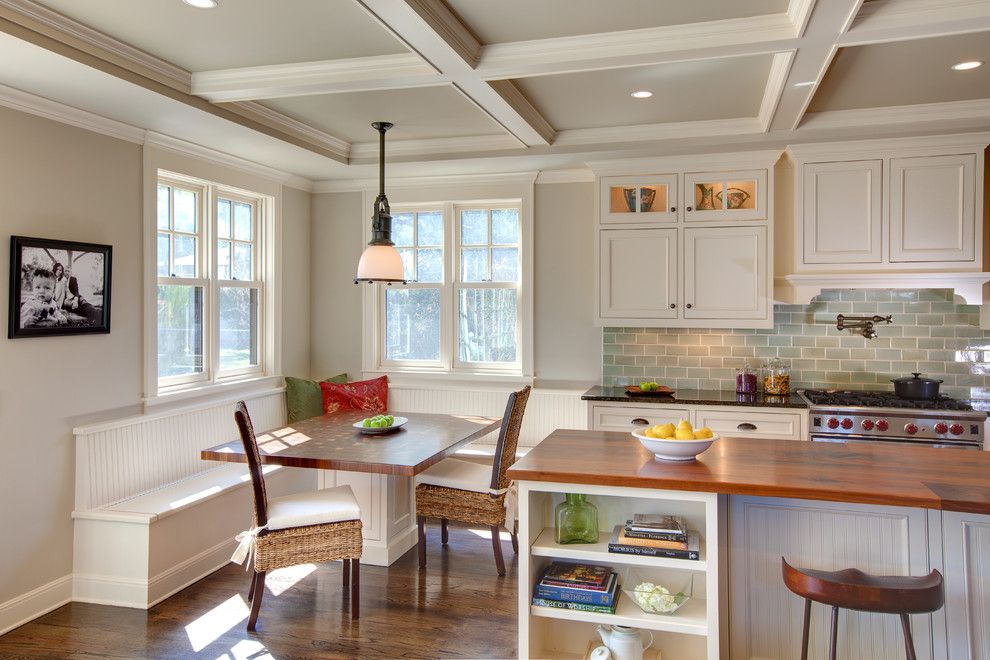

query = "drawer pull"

[632,418,650,425]
[737,422,758,431]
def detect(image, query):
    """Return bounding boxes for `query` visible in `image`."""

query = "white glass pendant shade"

[355,244,405,282]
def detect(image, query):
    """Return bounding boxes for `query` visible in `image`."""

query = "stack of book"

[531,561,619,614]
[608,514,701,560]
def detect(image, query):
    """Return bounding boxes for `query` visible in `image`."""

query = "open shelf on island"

[531,527,707,571]
[531,592,708,637]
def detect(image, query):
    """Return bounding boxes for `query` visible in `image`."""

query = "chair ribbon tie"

[490,482,518,526]
[231,524,268,569]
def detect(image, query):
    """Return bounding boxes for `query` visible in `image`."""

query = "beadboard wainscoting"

[603,289,990,399]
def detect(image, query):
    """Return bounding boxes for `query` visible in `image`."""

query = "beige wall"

[280,185,312,378]
[0,107,143,602]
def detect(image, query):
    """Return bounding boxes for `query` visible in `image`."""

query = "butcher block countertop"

[506,430,990,514]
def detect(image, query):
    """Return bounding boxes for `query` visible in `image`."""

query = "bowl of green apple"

[352,414,407,435]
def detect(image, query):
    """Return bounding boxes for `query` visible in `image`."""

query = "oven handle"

[811,434,982,449]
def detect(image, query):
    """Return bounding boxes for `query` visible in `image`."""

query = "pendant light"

[354,121,406,284]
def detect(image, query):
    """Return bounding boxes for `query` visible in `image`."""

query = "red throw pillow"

[320,376,388,414]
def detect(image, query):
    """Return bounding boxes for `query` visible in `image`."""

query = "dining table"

[201,409,501,565]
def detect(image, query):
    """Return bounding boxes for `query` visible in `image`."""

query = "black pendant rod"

[369,121,393,246]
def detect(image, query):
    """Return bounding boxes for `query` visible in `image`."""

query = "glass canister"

[555,493,600,544]
[736,361,758,395]
[763,358,791,395]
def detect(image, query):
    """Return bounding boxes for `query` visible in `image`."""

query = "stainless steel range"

[799,389,986,450]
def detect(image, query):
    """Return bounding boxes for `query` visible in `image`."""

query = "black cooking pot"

[890,372,943,400]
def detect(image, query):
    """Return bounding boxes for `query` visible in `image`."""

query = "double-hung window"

[156,173,266,391]
[374,200,528,379]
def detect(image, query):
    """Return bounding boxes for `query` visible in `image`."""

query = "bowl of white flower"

[622,569,692,616]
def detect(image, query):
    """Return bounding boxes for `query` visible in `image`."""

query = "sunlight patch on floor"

[215,639,276,660]
[185,594,249,652]
[264,563,317,596]
[468,527,512,541]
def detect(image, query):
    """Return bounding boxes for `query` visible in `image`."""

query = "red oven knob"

[934,422,948,435]
[950,423,964,436]
[905,423,919,435]
[861,419,875,431]
[876,420,889,432]
[827,417,840,429]
[840,418,854,430]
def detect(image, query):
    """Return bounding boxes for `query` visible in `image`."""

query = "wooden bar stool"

[781,558,943,660]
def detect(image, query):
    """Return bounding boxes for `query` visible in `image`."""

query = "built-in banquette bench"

[71,388,314,609]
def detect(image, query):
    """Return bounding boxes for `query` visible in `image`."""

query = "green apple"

[362,418,373,428]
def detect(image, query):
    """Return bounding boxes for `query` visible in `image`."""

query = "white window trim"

[361,190,534,383]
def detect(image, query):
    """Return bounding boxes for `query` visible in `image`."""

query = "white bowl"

[631,428,718,461]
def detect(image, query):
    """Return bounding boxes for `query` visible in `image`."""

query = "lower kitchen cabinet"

[589,402,808,441]
[942,510,990,659]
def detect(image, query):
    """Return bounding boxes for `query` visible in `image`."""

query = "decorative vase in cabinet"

[555,493,600,544]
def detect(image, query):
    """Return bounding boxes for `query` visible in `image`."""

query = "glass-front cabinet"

[601,174,678,224]
[682,169,766,222]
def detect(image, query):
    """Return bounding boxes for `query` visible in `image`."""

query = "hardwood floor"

[0,525,518,659]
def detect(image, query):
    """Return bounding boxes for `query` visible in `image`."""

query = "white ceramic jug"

[596,624,653,660]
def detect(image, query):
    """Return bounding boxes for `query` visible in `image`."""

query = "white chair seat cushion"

[266,484,361,531]
[415,458,492,494]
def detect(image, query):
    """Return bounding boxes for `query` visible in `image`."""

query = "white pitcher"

[596,624,653,660]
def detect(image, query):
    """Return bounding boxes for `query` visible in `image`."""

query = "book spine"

[540,579,609,591]
[531,598,616,614]
[534,584,616,605]
[608,544,700,560]
[622,529,689,542]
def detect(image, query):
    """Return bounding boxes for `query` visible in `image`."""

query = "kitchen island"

[507,431,990,659]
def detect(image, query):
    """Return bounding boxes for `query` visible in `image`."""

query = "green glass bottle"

[555,493,599,544]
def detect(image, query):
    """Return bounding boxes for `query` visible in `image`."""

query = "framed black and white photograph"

[8,235,112,338]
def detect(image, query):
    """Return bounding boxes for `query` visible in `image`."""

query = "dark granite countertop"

[582,385,809,409]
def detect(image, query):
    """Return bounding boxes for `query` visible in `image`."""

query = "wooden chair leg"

[441,518,449,545]
[351,558,360,620]
[247,571,258,603]
[342,558,350,589]
[511,520,519,555]
[246,571,266,632]
[800,599,811,660]
[828,605,839,660]
[490,525,506,576]
[417,515,427,569]
[901,613,917,660]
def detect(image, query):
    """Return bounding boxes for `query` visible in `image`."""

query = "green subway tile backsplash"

[602,289,990,399]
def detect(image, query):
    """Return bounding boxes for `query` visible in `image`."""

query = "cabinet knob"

[737,422,758,431]
[631,418,649,425]
[669,303,676,309]
[686,206,693,212]
[670,207,676,212]
[686,303,693,309]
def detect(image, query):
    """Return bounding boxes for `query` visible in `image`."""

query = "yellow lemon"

[643,428,658,438]
[698,427,714,438]
[694,429,714,440]
[674,428,695,440]
[656,423,676,438]
[676,419,693,433]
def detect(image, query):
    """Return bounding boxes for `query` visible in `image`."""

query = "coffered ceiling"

[0,0,988,184]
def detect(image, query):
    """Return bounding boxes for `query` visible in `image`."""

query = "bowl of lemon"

[631,419,718,462]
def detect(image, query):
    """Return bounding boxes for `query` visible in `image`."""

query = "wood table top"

[506,430,990,514]
[202,410,500,476]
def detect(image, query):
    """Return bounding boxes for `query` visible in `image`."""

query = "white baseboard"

[0,574,73,636]
[72,573,148,609]
[147,537,235,607]
[360,524,418,566]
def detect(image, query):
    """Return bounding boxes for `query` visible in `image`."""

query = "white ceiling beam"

[553,117,764,149]
[758,51,796,132]
[798,98,990,132]
[357,0,554,146]
[191,53,446,102]
[349,133,521,160]
[839,0,990,47]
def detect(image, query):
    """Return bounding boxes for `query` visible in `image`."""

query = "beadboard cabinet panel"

[942,510,990,659]
[803,160,882,265]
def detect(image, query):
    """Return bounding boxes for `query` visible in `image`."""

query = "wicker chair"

[415,386,531,576]
[234,401,364,631]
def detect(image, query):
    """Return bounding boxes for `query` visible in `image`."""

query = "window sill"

[144,375,283,413]
[363,370,534,391]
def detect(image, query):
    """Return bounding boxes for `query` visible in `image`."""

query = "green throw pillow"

[285,373,348,423]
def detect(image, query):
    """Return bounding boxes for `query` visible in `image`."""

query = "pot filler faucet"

[836,314,893,339]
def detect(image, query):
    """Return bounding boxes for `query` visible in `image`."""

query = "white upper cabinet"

[599,228,677,320]
[684,226,767,320]
[600,174,678,224]
[889,154,976,263]
[683,169,767,222]
[803,160,882,264]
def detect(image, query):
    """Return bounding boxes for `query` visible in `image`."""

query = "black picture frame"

[8,235,112,338]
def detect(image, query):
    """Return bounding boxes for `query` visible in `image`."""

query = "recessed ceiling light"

[793,81,816,87]
[182,0,218,8]
[951,60,984,71]
[630,90,653,99]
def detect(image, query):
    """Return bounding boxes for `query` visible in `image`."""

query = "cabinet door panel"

[694,409,805,441]
[600,228,677,319]
[683,226,767,320]
[890,154,975,263]
[803,160,882,264]
[601,174,678,224]
[683,169,767,222]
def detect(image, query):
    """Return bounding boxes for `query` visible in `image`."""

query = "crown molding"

[231,101,351,160]
[786,129,990,160]
[758,51,795,133]
[0,82,146,143]
[0,0,190,91]
[535,169,595,185]
[799,99,990,132]
[786,0,818,36]
[587,149,784,175]
[350,133,523,160]
[841,0,990,46]
[313,170,538,194]
[555,117,762,148]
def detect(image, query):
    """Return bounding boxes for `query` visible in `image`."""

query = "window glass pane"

[491,208,519,245]
[174,189,197,233]
[157,185,170,230]
[461,247,488,282]
[218,240,231,280]
[458,288,517,363]
[417,211,443,246]
[385,288,440,361]
[460,210,488,245]
[157,233,170,277]
[396,248,415,281]
[219,287,259,371]
[233,243,252,280]
[173,235,197,278]
[233,202,252,240]
[217,199,231,239]
[393,213,414,247]
[491,247,519,282]
[157,285,204,378]
[417,248,442,283]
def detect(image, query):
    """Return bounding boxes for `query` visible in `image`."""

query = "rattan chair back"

[489,386,531,491]
[234,401,269,527]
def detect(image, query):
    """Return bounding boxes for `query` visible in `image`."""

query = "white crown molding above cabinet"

[588,150,784,176]
[0,82,147,143]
